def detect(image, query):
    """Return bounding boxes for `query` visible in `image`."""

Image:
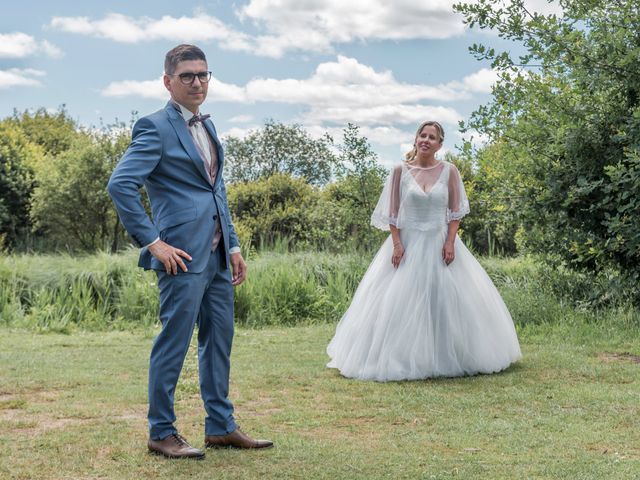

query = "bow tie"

[188,113,210,127]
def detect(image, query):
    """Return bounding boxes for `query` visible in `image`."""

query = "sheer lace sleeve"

[447,163,470,222]
[371,165,402,231]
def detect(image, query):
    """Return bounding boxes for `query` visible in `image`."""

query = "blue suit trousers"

[148,247,237,440]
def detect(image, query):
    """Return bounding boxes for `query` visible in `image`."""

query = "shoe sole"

[148,448,205,459]
[205,444,274,450]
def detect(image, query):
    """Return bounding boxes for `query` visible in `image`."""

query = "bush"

[227,173,327,249]
[1,251,637,332]
[456,0,640,304]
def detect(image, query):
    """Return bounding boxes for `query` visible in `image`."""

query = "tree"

[10,107,79,157]
[30,128,130,251]
[0,122,41,249]
[326,124,388,250]
[226,173,324,248]
[455,0,640,299]
[453,145,520,255]
[223,120,337,186]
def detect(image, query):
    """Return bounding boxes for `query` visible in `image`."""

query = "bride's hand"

[442,241,455,265]
[392,243,405,268]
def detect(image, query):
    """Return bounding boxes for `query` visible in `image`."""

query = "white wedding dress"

[327,161,521,381]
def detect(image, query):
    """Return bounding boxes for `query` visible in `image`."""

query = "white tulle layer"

[327,228,522,381]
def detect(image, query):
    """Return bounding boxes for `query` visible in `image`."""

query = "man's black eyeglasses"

[168,71,212,85]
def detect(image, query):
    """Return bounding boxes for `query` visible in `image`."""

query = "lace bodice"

[371,161,469,231]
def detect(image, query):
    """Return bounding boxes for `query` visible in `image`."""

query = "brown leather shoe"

[205,428,273,449]
[148,433,205,459]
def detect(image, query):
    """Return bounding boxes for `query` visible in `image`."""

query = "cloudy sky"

[0,0,559,165]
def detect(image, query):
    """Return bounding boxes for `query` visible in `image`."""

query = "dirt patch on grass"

[0,387,63,400]
[4,408,147,437]
[597,352,640,364]
[2,410,98,436]
[0,389,61,409]
[0,398,28,410]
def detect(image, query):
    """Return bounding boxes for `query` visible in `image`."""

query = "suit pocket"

[156,206,197,231]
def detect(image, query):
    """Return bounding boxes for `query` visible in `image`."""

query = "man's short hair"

[164,44,207,74]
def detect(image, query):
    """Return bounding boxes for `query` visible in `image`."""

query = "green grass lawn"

[1,322,638,479]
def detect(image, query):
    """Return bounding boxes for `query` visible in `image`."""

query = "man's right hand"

[148,240,192,275]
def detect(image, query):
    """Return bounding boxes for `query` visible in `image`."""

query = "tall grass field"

[1,248,638,332]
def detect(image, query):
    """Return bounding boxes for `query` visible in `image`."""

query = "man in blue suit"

[108,44,272,459]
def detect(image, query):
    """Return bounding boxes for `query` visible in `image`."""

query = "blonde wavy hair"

[405,121,445,164]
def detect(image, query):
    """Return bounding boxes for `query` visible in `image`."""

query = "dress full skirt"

[326,227,522,381]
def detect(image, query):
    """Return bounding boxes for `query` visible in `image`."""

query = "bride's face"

[416,125,441,155]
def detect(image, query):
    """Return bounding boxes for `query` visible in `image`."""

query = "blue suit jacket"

[107,102,239,273]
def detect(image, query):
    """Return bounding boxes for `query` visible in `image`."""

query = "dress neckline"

[407,161,443,170]
[405,161,448,194]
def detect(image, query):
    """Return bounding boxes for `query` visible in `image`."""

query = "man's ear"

[163,74,172,92]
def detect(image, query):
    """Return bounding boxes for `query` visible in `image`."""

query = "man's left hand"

[230,252,247,286]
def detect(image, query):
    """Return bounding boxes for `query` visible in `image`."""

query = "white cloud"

[101,74,246,103]
[40,40,63,58]
[50,3,467,58]
[229,114,254,123]
[0,32,37,58]
[239,0,466,57]
[524,0,564,16]
[0,32,62,58]
[220,125,261,139]
[358,125,416,147]
[446,68,499,94]
[50,13,253,52]
[47,2,564,60]
[102,56,480,131]
[99,56,492,160]
[459,128,491,148]
[0,68,45,89]
[101,76,167,99]
[243,56,468,128]
[305,104,462,128]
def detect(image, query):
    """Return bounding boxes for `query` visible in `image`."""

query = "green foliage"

[0,107,85,251]
[0,250,158,332]
[10,107,78,157]
[323,124,388,250]
[0,122,41,248]
[227,173,324,248]
[234,252,369,327]
[223,120,337,186]
[1,250,637,332]
[226,124,389,252]
[454,144,520,255]
[29,128,130,251]
[455,0,640,302]
[0,250,370,331]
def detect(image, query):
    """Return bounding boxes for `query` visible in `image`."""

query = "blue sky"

[0,0,559,165]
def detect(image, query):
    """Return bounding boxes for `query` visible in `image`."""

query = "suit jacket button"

[213,214,218,221]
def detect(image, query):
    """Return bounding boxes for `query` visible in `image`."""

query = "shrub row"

[1,250,637,333]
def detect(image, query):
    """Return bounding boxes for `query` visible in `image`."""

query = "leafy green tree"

[453,145,520,255]
[455,0,640,299]
[327,124,388,250]
[226,173,324,248]
[30,128,130,251]
[0,122,41,249]
[223,120,337,186]
[10,107,79,157]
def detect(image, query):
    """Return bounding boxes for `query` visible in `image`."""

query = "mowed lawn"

[0,322,638,480]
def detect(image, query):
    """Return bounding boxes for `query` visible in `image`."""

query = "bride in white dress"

[327,121,521,381]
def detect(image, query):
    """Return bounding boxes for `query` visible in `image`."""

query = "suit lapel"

[165,103,212,186]
[203,119,224,189]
